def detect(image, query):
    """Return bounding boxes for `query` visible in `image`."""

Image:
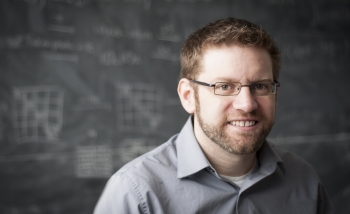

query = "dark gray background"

[0,0,349,213]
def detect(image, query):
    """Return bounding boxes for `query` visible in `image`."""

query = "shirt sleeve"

[317,183,337,214]
[93,173,149,214]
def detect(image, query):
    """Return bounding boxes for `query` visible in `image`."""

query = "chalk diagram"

[116,82,163,132]
[13,86,64,143]
[117,138,158,166]
[76,144,113,178]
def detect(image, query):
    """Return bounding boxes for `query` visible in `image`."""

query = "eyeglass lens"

[214,82,277,96]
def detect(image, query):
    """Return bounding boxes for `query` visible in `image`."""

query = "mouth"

[228,120,257,127]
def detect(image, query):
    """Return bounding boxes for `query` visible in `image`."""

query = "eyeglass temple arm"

[189,79,215,87]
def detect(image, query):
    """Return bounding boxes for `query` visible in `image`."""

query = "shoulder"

[108,134,180,194]
[117,134,178,177]
[269,143,320,179]
[94,135,179,214]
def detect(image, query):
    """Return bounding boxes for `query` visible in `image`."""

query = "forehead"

[199,45,273,82]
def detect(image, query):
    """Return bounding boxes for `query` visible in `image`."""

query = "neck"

[201,141,257,177]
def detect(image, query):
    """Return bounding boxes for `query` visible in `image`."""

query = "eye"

[252,83,269,90]
[216,83,235,91]
[219,84,231,90]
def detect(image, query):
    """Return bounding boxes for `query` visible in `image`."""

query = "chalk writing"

[47,24,76,34]
[0,151,72,162]
[283,44,313,61]
[312,5,350,23]
[5,35,23,49]
[4,35,94,53]
[76,145,113,178]
[99,50,141,66]
[51,13,66,24]
[13,86,64,143]
[93,24,123,38]
[151,45,179,62]
[116,82,163,132]
[53,0,151,10]
[158,23,182,42]
[127,29,153,40]
[282,38,349,61]
[93,24,153,40]
[117,138,157,165]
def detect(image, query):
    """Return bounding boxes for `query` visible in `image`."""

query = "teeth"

[230,121,256,127]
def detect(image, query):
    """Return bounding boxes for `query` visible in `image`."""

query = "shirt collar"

[176,116,211,179]
[257,140,286,175]
[176,116,286,178]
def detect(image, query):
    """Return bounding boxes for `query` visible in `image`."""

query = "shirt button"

[209,168,215,173]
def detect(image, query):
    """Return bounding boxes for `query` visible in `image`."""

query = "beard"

[194,91,274,155]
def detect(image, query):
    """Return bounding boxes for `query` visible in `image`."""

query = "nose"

[232,86,258,113]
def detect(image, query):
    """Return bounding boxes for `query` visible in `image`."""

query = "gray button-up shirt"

[94,117,335,214]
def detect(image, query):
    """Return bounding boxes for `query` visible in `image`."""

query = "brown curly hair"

[180,17,280,81]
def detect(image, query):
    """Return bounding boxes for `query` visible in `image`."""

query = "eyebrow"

[213,78,273,83]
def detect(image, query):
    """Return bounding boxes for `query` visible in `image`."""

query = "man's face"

[193,45,277,155]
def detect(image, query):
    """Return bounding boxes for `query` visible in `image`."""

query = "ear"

[177,78,195,114]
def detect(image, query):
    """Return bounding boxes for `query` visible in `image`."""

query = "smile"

[229,121,256,127]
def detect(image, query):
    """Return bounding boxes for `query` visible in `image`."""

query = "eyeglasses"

[189,79,280,96]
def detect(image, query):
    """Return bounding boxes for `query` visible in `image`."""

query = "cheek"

[198,96,228,118]
[257,98,276,118]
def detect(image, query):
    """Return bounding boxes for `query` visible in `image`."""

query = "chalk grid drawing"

[13,86,64,143]
[76,144,113,178]
[117,138,158,166]
[116,82,163,132]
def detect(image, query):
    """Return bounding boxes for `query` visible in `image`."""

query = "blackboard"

[0,0,349,213]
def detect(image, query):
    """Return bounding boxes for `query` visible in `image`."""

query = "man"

[94,17,335,213]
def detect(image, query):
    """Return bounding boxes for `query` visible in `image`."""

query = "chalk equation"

[76,145,113,178]
[13,86,64,143]
[117,138,158,166]
[281,38,349,61]
[93,24,153,41]
[116,82,163,133]
[99,50,142,66]
[4,35,94,53]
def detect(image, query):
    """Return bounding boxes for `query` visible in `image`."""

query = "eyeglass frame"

[188,79,280,96]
